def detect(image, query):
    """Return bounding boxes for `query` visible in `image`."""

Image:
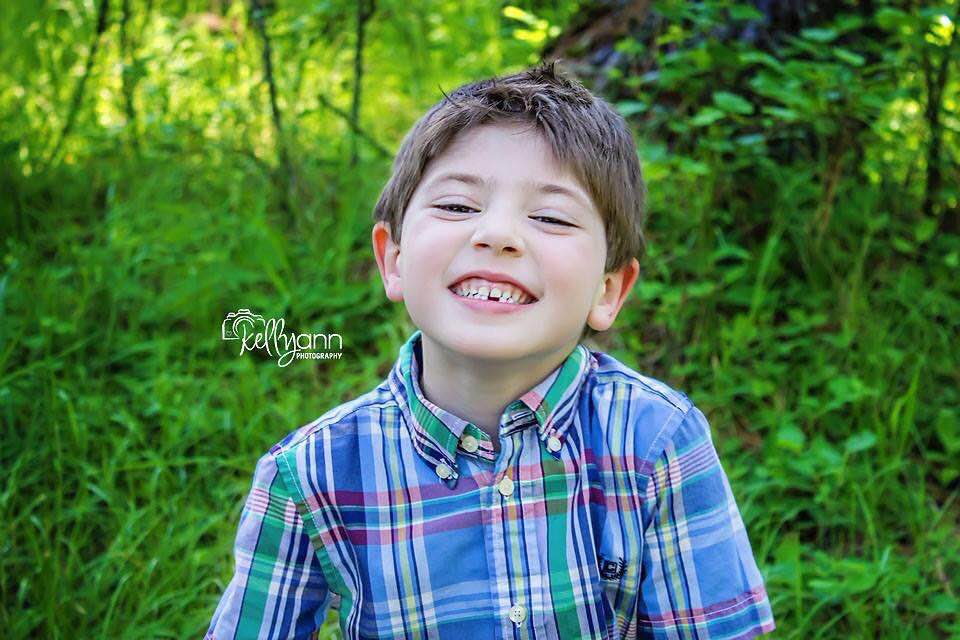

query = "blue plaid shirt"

[206,329,775,639]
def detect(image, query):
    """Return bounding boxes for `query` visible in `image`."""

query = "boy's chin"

[429,329,540,361]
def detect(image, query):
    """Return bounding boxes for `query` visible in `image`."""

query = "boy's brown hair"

[372,59,646,341]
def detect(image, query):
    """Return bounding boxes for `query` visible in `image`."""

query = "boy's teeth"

[451,278,534,304]
[452,286,520,304]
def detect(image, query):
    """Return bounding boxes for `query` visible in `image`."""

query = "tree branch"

[248,0,297,221]
[350,0,376,167]
[44,0,111,169]
[314,91,391,159]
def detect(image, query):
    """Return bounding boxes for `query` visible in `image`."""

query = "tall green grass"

[2,151,408,637]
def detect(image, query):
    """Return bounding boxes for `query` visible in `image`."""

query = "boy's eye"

[531,216,574,227]
[435,204,477,214]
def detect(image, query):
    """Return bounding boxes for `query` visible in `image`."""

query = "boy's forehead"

[439,122,555,164]
[419,123,588,199]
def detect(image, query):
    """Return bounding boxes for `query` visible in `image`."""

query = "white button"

[497,476,515,497]
[435,463,452,479]
[547,436,562,452]
[508,603,527,624]
[460,435,479,453]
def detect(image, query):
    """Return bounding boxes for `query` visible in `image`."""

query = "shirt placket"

[479,403,544,640]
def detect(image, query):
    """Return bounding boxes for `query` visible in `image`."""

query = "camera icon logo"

[222,308,265,341]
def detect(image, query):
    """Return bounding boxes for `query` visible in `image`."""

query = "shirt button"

[497,476,515,497]
[435,463,453,479]
[460,434,479,453]
[508,603,527,624]
[546,436,562,452]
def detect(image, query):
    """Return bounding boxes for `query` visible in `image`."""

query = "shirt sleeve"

[637,405,775,639]
[206,451,332,639]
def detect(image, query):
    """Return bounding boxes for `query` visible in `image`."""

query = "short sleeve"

[637,406,775,639]
[206,451,332,639]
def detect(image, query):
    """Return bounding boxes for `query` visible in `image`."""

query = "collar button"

[459,434,479,453]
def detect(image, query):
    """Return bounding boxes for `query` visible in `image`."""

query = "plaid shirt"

[206,330,775,639]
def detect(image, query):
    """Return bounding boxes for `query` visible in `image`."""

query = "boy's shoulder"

[584,347,715,465]
[587,347,693,414]
[267,381,391,457]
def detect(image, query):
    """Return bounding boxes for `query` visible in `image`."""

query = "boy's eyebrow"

[425,172,592,209]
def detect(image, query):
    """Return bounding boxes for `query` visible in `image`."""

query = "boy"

[206,61,775,639]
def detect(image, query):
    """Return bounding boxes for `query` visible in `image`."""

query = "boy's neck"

[417,333,579,448]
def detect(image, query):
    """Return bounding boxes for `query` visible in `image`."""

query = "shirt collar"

[387,329,594,479]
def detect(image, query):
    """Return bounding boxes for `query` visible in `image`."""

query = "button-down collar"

[388,329,594,479]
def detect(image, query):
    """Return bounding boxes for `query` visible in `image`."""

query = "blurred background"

[2,0,958,637]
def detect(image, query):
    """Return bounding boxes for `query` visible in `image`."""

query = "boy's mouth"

[448,277,538,305]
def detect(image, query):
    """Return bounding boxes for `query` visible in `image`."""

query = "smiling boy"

[206,61,775,639]
[376,121,625,457]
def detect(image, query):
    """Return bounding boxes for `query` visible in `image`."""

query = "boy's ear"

[586,257,640,332]
[372,221,404,302]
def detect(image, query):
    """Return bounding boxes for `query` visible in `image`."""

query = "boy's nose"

[469,207,525,255]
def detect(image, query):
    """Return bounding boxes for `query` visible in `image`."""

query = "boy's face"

[373,122,638,364]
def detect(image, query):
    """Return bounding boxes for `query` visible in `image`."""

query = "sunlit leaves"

[502,5,560,46]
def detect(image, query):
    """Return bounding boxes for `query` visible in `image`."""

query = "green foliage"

[1,0,959,638]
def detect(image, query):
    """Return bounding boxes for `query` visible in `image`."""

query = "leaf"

[934,409,959,453]
[891,236,915,253]
[810,438,843,469]
[502,5,537,26]
[867,213,890,232]
[712,91,754,115]
[690,107,725,126]
[761,106,799,122]
[929,593,960,614]
[615,100,647,118]
[675,156,710,175]
[685,281,715,297]
[801,27,838,42]
[738,51,784,72]
[512,28,545,44]
[633,281,664,301]
[710,244,752,263]
[939,465,960,485]
[838,558,878,593]
[826,376,875,411]
[914,217,937,243]
[772,532,801,577]
[750,378,776,398]
[844,431,877,455]
[776,424,806,452]
[832,14,865,34]
[833,47,865,67]
[734,133,765,147]
[729,4,764,21]
[874,8,910,31]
